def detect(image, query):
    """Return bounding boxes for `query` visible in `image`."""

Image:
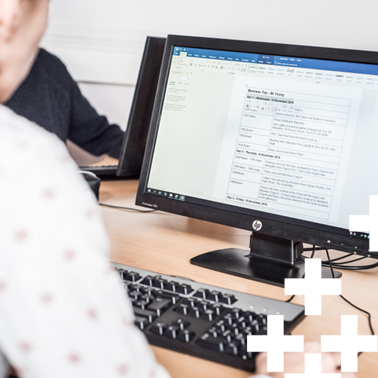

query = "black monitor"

[136,35,378,287]
[116,36,166,177]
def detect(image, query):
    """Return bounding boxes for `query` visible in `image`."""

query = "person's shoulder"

[0,104,59,141]
[35,48,71,79]
[0,105,73,171]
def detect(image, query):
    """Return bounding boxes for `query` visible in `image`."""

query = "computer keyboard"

[113,263,305,372]
[79,165,117,178]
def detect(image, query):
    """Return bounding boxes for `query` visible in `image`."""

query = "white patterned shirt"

[0,105,170,378]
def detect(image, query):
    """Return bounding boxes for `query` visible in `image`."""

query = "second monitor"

[116,36,166,178]
[136,35,378,286]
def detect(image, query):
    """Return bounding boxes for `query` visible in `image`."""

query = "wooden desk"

[100,180,378,378]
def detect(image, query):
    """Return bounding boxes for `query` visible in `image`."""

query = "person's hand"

[255,341,357,377]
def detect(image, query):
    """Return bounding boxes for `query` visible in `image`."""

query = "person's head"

[0,0,49,103]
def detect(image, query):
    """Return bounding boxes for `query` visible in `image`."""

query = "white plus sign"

[247,315,303,372]
[322,315,377,372]
[285,353,341,378]
[349,195,378,252]
[285,259,341,315]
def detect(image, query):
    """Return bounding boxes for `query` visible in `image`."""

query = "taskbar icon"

[147,188,185,202]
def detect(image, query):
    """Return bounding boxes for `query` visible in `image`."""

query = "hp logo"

[252,220,262,231]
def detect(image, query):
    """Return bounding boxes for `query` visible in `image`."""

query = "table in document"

[213,77,362,222]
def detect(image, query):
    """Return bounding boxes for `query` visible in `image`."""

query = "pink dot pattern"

[0,106,171,378]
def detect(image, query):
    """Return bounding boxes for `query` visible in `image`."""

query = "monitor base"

[190,248,342,288]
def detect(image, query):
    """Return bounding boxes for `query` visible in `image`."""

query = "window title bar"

[173,47,378,76]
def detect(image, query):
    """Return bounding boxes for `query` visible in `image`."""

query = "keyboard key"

[153,290,181,304]
[220,293,237,305]
[197,333,224,352]
[185,298,198,307]
[215,320,227,332]
[165,281,180,292]
[207,290,222,302]
[188,306,202,318]
[251,319,260,334]
[123,271,141,282]
[235,333,246,346]
[133,308,157,323]
[208,326,218,337]
[118,269,126,278]
[242,326,253,336]
[177,329,195,343]
[147,297,172,316]
[244,311,257,322]
[131,284,144,292]
[229,323,240,336]
[141,275,154,286]
[141,293,155,303]
[221,329,233,343]
[230,309,242,319]
[151,275,163,288]
[174,318,190,330]
[193,288,208,299]
[152,276,168,289]
[236,316,247,329]
[225,342,239,356]
[198,300,210,311]
[176,283,194,295]
[128,291,142,300]
[212,303,225,315]
[135,300,149,310]
[258,314,267,326]
[135,315,149,330]
[150,322,168,336]
[223,313,233,325]
[201,309,216,321]
[165,325,180,339]
[175,304,190,315]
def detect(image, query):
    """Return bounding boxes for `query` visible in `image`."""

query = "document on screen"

[213,76,362,222]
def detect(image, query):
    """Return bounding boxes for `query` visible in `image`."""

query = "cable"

[99,203,157,213]
[303,245,378,270]
[310,244,316,259]
[325,249,335,278]
[286,248,313,303]
[285,295,295,303]
[322,261,378,271]
[325,248,375,357]
[303,246,326,252]
[323,256,367,265]
[326,253,355,263]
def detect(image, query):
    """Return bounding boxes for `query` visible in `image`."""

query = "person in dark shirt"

[5,48,124,159]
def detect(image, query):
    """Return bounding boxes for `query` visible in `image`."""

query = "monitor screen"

[136,35,378,285]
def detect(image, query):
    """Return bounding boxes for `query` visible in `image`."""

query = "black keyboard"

[79,165,117,178]
[114,264,305,372]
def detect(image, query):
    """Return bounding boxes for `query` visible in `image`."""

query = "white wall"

[41,0,378,85]
[40,0,378,126]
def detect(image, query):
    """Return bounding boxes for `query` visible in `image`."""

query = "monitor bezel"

[116,36,166,178]
[136,34,377,258]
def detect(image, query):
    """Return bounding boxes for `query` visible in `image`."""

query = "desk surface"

[100,180,378,378]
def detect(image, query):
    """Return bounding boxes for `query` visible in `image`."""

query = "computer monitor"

[116,36,166,177]
[136,35,378,287]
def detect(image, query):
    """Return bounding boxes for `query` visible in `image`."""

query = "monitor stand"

[190,232,341,287]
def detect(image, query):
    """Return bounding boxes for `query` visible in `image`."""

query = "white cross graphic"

[285,259,341,315]
[321,315,377,372]
[247,315,303,372]
[349,195,378,252]
[285,353,341,378]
